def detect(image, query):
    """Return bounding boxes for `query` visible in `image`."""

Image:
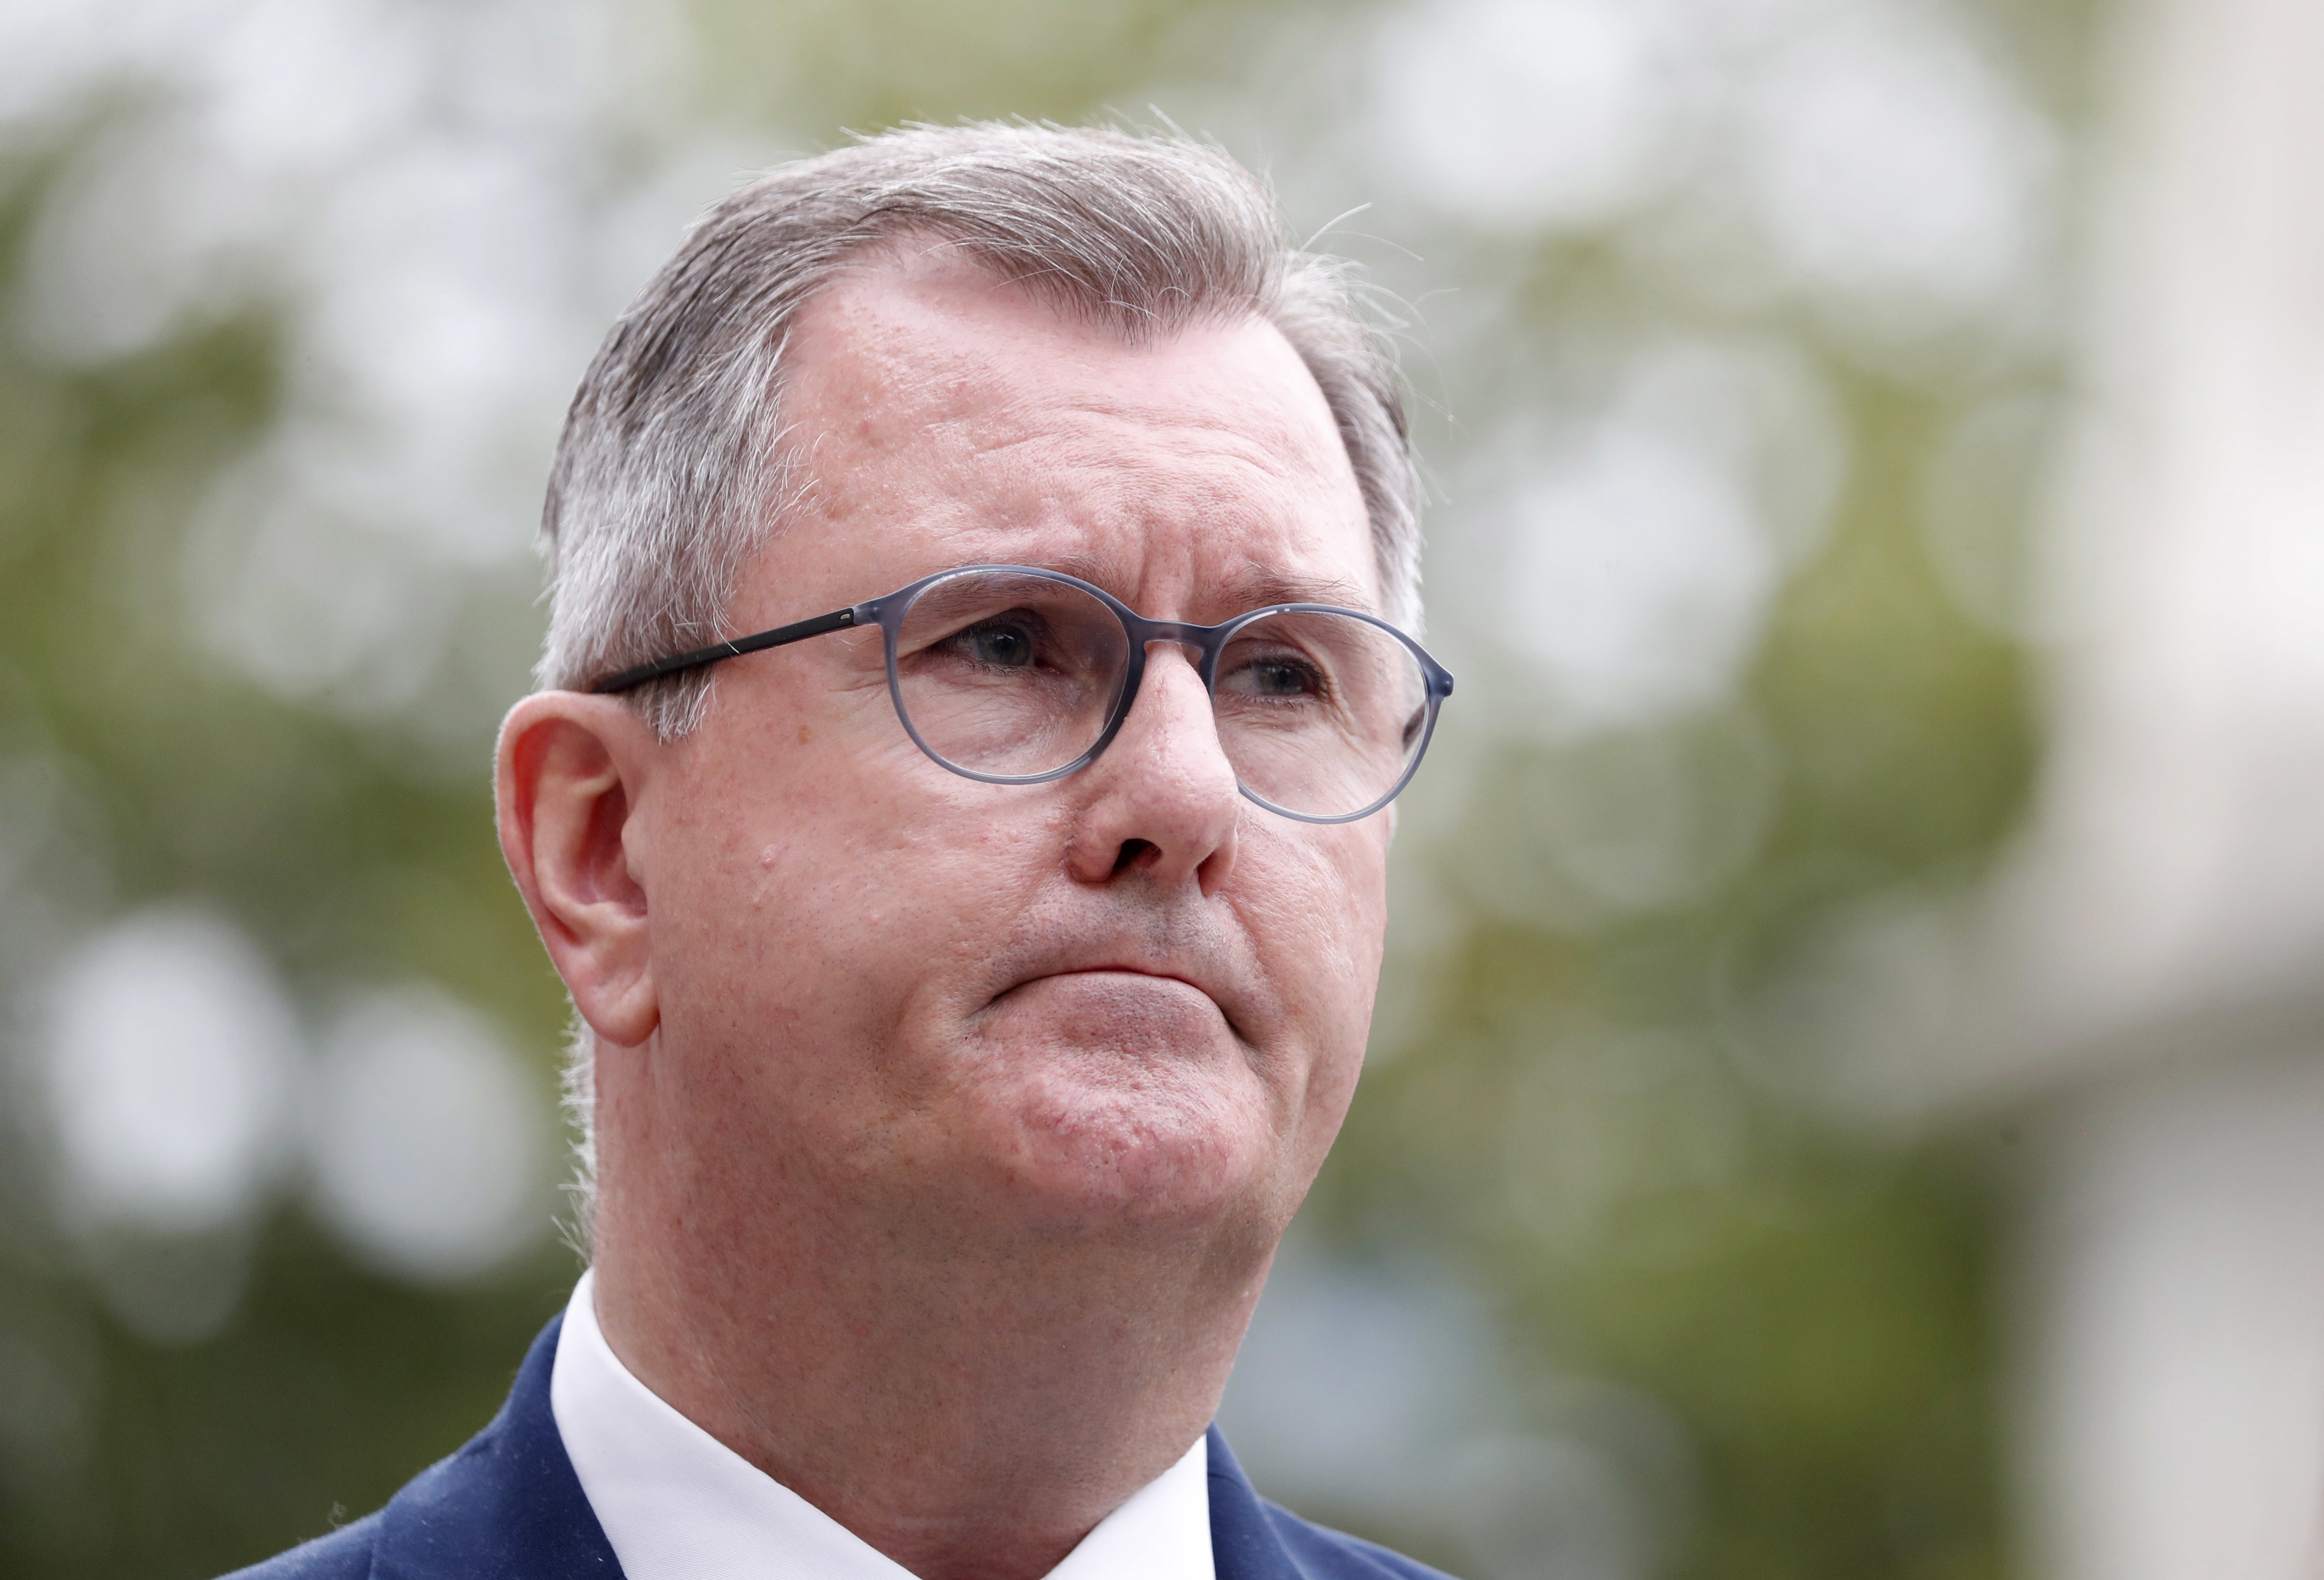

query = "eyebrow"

[1038,553,1377,617]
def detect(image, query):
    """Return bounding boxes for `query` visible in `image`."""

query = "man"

[233,122,1455,1580]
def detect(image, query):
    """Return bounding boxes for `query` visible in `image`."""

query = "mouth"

[1048,964,1206,990]
[984,965,1242,1042]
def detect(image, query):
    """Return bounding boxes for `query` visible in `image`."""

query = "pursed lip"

[984,950,1251,1041]
[1032,964,1219,1012]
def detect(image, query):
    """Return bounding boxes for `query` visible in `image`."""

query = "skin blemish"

[798,724,814,745]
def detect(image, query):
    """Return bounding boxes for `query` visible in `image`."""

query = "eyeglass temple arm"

[590,607,858,695]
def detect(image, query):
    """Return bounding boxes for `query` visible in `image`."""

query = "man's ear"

[495,691,662,1048]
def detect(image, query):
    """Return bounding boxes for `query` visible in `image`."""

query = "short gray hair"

[534,123,1424,1247]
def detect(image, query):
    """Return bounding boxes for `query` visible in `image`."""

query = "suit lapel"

[1207,1426,1313,1580]
[371,1314,624,1580]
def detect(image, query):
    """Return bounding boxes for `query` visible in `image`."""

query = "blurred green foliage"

[0,128,578,1577]
[0,1,2104,1577]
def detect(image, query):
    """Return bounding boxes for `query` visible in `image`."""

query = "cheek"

[657,713,1064,1053]
[1240,825,1390,1102]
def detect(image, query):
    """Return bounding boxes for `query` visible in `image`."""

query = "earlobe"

[495,693,661,1047]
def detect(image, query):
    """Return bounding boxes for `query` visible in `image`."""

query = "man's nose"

[1062,642,1241,891]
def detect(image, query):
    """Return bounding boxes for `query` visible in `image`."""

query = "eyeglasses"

[593,564,1455,824]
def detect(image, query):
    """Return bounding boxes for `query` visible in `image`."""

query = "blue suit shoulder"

[1205,1429,1460,1580]
[211,1317,619,1580]
[1251,1499,1458,1580]
[217,1511,379,1580]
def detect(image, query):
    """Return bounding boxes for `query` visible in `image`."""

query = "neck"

[587,1146,1272,1580]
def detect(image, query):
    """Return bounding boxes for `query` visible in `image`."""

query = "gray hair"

[535,122,1424,1248]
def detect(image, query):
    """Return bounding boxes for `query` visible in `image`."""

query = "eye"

[947,617,1040,669]
[1248,658,1313,696]
[1222,651,1327,700]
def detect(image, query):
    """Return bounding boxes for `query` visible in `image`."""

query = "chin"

[950,973,1281,1220]
[983,1061,1286,1235]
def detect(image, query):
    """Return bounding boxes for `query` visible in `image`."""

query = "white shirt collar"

[550,1270,1215,1580]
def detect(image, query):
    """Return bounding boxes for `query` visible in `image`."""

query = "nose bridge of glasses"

[1130,637,1222,717]
[1121,612,1233,682]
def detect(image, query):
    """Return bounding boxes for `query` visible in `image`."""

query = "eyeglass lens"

[892,570,1432,820]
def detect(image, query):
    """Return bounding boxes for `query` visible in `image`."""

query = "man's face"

[623,249,1391,1258]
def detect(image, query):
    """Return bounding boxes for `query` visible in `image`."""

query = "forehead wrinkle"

[900,398,1354,560]
[943,424,1335,537]
[808,280,1339,475]
[943,416,1348,515]
[924,376,1340,489]
[966,349,1338,460]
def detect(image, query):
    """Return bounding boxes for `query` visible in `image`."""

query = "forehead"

[767,247,1378,615]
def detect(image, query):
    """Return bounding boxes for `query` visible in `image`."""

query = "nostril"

[1111,838,1157,875]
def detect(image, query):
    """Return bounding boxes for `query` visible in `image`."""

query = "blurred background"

[3,0,2320,1577]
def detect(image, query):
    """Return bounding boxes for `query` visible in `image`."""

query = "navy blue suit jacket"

[224,1316,1451,1580]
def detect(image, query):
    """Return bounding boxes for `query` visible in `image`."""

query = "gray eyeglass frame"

[591,562,1456,825]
